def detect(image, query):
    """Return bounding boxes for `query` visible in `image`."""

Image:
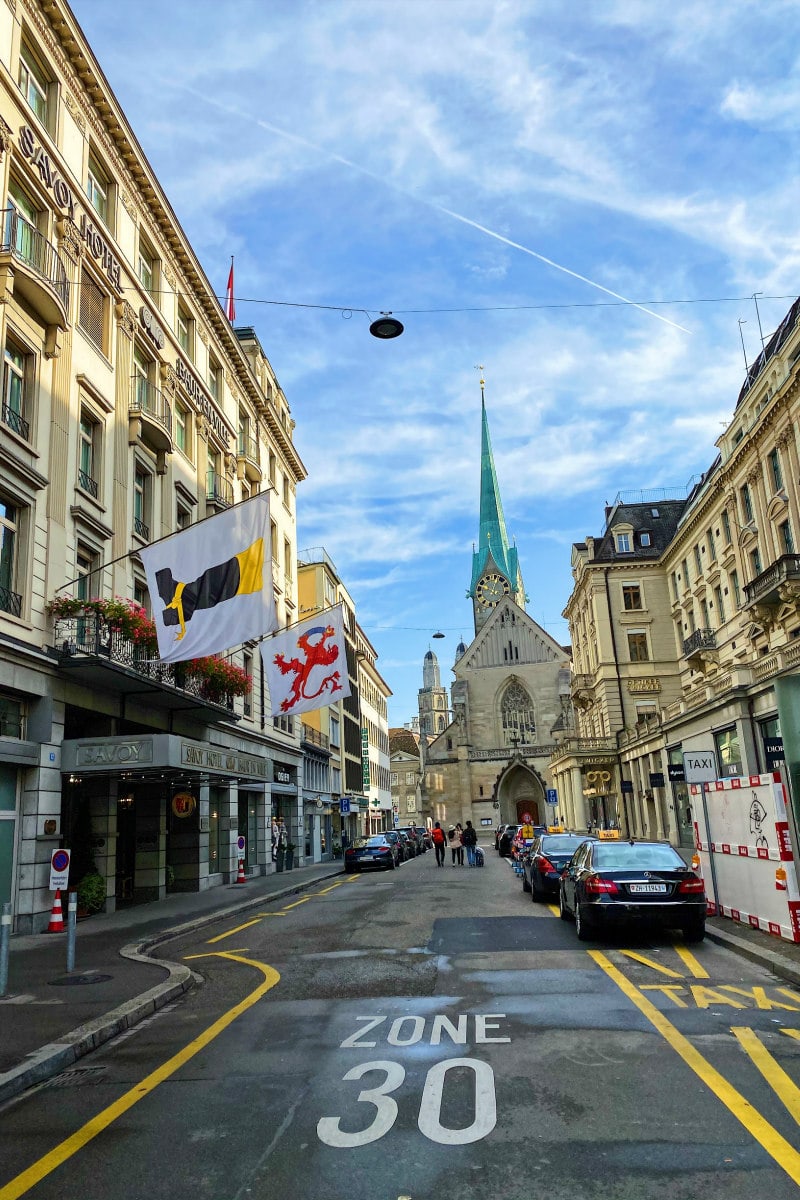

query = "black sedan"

[559,839,706,942]
[345,835,400,872]
[523,833,593,899]
[498,825,519,857]
[396,826,424,854]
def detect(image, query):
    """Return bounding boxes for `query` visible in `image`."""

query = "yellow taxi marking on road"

[546,903,559,917]
[618,950,684,978]
[345,873,361,882]
[673,945,710,979]
[207,918,263,943]
[721,986,800,1011]
[282,897,310,910]
[589,949,800,1186]
[0,952,280,1200]
[731,1027,800,1125]
[640,985,690,1007]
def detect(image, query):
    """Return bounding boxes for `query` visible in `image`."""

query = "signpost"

[683,750,717,784]
[49,848,70,891]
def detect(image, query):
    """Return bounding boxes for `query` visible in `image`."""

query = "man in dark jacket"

[462,820,478,866]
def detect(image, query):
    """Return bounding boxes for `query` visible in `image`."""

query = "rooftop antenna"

[752,293,766,348]
[738,319,749,373]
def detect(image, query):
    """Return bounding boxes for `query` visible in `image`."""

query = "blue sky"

[72,0,800,727]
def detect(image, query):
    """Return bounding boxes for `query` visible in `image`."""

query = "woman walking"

[462,820,478,866]
[449,823,464,867]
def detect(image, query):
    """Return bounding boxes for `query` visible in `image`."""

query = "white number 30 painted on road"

[317,1058,497,1148]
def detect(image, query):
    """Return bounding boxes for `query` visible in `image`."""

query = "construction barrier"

[692,771,800,943]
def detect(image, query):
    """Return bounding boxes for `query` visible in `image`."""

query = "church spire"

[469,370,521,602]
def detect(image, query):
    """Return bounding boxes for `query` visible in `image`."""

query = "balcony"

[0,208,69,327]
[1,401,30,442]
[129,378,172,455]
[207,469,233,509]
[744,554,800,609]
[236,432,262,483]
[0,583,22,618]
[302,723,330,752]
[51,613,237,723]
[682,627,718,670]
[78,468,98,498]
[549,736,618,765]
[571,672,594,710]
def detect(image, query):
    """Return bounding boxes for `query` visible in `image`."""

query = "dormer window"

[615,532,631,553]
[639,532,652,548]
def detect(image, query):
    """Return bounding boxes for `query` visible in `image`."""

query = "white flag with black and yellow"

[139,492,277,663]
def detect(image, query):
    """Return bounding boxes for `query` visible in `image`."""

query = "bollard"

[66,891,77,973]
[0,902,10,997]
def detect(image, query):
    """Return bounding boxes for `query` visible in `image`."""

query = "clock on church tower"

[475,572,510,607]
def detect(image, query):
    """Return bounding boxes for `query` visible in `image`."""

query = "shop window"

[78,268,109,354]
[0,496,23,618]
[714,727,743,777]
[2,335,33,442]
[18,38,51,129]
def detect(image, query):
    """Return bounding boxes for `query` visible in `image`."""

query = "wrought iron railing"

[682,627,716,656]
[744,554,800,605]
[52,613,234,711]
[0,584,22,617]
[207,469,233,507]
[1,402,30,442]
[1,208,69,311]
[237,432,260,466]
[129,377,172,434]
[78,468,98,497]
[133,516,150,539]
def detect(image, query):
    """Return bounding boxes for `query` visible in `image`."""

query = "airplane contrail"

[183,87,691,334]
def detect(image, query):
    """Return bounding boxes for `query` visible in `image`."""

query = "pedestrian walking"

[449,823,464,867]
[431,821,447,867]
[462,820,478,866]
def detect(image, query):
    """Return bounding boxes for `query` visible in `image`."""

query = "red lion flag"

[264,603,351,717]
[225,259,235,323]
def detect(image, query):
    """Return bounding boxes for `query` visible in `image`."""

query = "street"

[2,846,800,1200]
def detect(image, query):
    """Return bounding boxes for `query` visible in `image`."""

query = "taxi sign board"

[597,829,620,840]
[49,847,71,890]
[683,751,717,783]
[546,826,565,833]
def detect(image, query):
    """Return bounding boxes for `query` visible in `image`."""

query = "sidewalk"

[0,861,344,1105]
[2,859,800,1107]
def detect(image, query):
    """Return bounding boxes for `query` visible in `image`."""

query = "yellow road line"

[619,950,684,979]
[282,897,310,910]
[0,953,280,1200]
[783,1030,800,1042]
[309,883,345,895]
[589,950,800,1185]
[256,912,286,918]
[345,874,360,883]
[673,945,710,979]
[546,903,559,917]
[731,1027,800,1125]
[207,918,263,943]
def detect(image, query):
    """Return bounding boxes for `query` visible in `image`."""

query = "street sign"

[236,835,246,856]
[522,811,532,824]
[683,750,717,783]
[546,788,557,805]
[340,797,351,815]
[49,847,71,891]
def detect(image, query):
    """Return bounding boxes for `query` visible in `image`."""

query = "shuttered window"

[79,269,106,352]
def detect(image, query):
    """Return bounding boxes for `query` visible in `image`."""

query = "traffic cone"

[236,858,246,884]
[47,888,65,933]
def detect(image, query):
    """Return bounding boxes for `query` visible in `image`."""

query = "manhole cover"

[45,1065,108,1088]
[48,973,113,986]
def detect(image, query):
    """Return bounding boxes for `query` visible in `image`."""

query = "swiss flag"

[225,259,235,323]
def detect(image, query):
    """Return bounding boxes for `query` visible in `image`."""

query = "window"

[78,268,108,353]
[670,571,679,601]
[694,546,702,576]
[0,498,22,616]
[283,474,291,507]
[3,337,32,441]
[715,727,743,777]
[722,509,731,543]
[208,357,221,401]
[741,483,754,524]
[137,239,156,297]
[243,651,253,717]
[731,569,741,608]
[750,547,762,577]
[284,538,292,582]
[133,578,148,611]
[176,306,193,357]
[270,520,278,563]
[635,703,657,724]
[627,631,649,662]
[769,448,783,494]
[78,411,100,497]
[707,527,716,562]
[85,152,110,226]
[622,584,642,611]
[715,585,725,624]
[133,466,150,540]
[175,401,189,455]
[330,716,340,748]
[269,452,277,486]
[405,771,415,785]
[0,693,23,738]
[132,347,154,412]
[615,532,631,553]
[18,40,49,126]
[500,681,536,745]
[176,500,191,531]
[781,520,795,554]
[639,531,651,547]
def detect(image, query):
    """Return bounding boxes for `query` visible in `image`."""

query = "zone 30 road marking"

[0,953,280,1200]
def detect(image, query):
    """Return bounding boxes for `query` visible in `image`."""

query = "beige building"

[356,624,392,834]
[556,295,800,848]
[389,727,422,822]
[0,0,306,929]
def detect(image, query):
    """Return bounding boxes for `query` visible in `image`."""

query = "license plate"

[629,883,667,894]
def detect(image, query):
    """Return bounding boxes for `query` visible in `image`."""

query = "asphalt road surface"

[2,846,800,1200]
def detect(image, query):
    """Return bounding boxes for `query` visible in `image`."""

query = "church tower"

[418,649,449,736]
[468,372,526,631]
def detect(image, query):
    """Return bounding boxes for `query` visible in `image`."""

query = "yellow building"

[0,0,305,929]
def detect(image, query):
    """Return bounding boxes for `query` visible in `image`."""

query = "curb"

[0,867,345,1107]
[704,923,800,989]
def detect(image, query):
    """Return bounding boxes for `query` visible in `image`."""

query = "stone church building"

[420,384,571,830]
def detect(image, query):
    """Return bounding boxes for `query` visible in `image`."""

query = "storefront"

[271,760,300,864]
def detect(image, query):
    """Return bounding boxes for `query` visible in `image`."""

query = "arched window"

[500,681,536,745]
[437,716,445,731]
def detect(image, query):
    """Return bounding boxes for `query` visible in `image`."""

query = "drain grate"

[48,973,113,986]
[45,1065,108,1088]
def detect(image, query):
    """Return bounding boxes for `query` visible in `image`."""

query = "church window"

[437,716,445,731]
[500,681,536,745]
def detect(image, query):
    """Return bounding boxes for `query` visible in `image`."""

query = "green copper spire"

[469,372,520,595]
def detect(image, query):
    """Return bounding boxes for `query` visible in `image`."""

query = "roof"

[736,296,800,409]
[389,728,420,756]
[589,498,687,562]
[470,398,519,592]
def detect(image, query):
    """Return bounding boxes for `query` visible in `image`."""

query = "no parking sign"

[49,848,71,891]
[237,835,246,858]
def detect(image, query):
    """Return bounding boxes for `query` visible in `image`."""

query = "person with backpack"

[462,820,478,866]
[431,821,447,867]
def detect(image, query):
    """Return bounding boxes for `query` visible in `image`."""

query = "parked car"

[396,825,425,854]
[345,835,400,872]
[559,839,706,942]
[498,825,519,857]
[494,824,507,850]
[384,830,410,861]
[523,833,594,899]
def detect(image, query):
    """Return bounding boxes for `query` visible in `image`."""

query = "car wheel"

[558,887,571,921]
[682,916,705,943]
[522,870,531,894]
[575,903,595,942]
[531,876,543,903]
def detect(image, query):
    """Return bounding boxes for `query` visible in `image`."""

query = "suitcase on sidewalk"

[474,846,485,867]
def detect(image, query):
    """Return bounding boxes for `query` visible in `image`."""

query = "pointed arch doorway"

[496,761,545,827]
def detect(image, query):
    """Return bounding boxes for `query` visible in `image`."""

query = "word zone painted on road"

[317,1013,508,1148]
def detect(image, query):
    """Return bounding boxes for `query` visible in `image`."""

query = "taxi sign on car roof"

[546,826,565,833]
[597,828,621,840]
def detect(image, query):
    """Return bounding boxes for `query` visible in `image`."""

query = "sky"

[71,0,800,727]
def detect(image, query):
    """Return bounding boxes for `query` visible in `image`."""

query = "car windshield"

[541,836,589,853]
[594,843,685,870]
